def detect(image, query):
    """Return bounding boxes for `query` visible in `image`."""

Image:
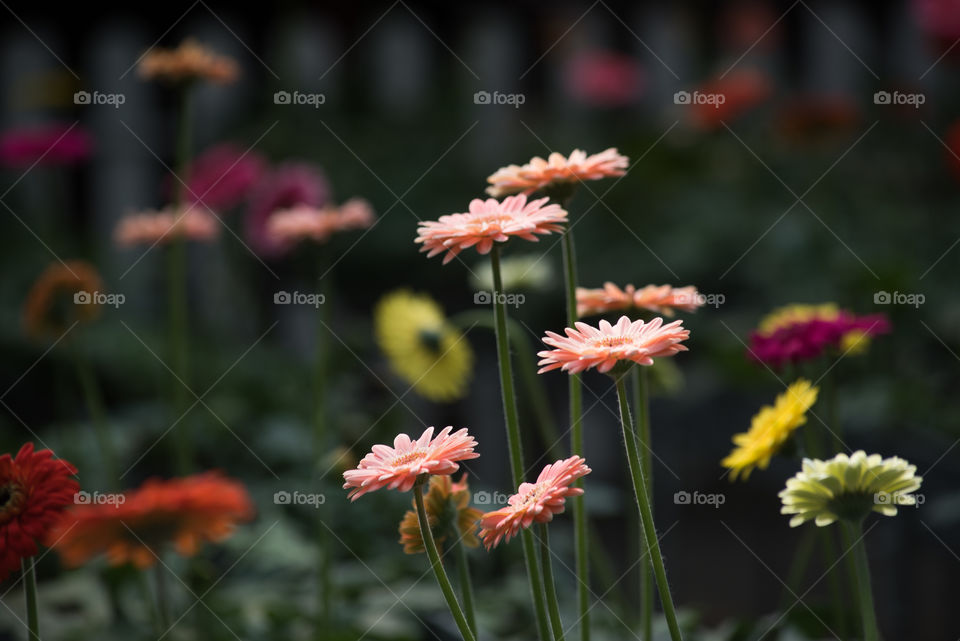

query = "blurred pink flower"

[182,143,266,212]
[265,198,375,248]
[114,205,220,247]
[0,124,92,168]
[245,163,329,256]
[914,0,960,45]
[565,50,643,107]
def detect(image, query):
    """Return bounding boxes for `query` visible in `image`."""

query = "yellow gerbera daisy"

[780,451,922,527]
[398,474,482,554]
[722,379,819,480]
[374,290,473,402]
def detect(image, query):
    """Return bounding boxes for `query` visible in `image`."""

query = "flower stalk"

[455,541,477,636]
[23,558,39,641]
[843,520,879,641]
[631,367,654,640]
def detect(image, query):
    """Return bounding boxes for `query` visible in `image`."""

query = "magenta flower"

[0,124,92,168]
[182,143,266,212]
[245,162,329,256]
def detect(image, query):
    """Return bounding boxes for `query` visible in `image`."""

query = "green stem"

[23,558,39,641]
[414,479,477,641]
[560,225,589,641]
[843,520,879,641]
[615,375,683,641]
[780,526,817,611]
[631,368,654,641]
[71,342,118,488]
[455,541,477,636]
[153,565,171,632]
[538,524,566,641]
[489,246,551,641]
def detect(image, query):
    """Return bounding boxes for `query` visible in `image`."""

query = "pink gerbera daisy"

[343,426,479,501]
[478,456,591,548]
[266,198,375,247]
[485,148,628,197]
[538,316,689,375]
[577,282,703,318]
[113,205,220,247]
[415,194,567,264]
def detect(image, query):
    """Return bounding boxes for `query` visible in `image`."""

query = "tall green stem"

[538,524,566,641]
[71,342,118,488]
[842,520,879,641]
[414,478,477,641]
[153,565,171,631]
[489,247,551,641]
[631,368,654,640]
[560,225,590,641]
[23,558,39,641]
[615,375,683,641]
[455,541,477,636]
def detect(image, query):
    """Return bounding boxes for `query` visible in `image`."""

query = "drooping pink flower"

[748,304,890,369]
[565,51,643,108]
[577,283,703,318]
[486,148,628,197]
[182,143,265,212]
[343,426,479,501]
[245,163,329,256]
[416,194,567,264]
[478,456,591,548]
[538,316,689,375]
[266,198,375,248]
[0,124,93,168]
[114,205,220,247]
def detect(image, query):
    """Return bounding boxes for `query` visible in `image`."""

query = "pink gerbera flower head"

[343,426,479,501]
[181,143,266,212]
[415,194,567,265]
[113,205,220,247]
[478,456,591,549]
[0,124,93,168]
[485,148,628,198]
[266,198,375,249]
[538,315,690,376]
[245,162,329,256]
[577,282,703,318]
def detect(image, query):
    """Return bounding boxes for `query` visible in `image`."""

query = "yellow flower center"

[392,449,428,468]
[596,336,633,348]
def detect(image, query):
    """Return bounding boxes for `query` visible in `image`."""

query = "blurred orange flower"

[47,472,254,569]
[138,39,238,85]
[114,205,219,247]
[398,474,481,554]
[486,148,628,197]
[688,69,771,130]
[23,260,103,339]
[577,282,703,318]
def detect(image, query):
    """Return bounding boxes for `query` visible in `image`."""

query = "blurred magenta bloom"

[749,311,890,369]
[0,124,93,168]
[565,50,643,107]
[183,143,266,212]
[245,162,328,256]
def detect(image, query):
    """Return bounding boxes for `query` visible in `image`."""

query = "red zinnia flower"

[0,444,79,580]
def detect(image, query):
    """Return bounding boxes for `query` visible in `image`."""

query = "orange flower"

[486,148,628,197]
[478,456,590,548]
[538,316,689,375]
[23,261,103,339]
[266,197,375,247]
[0,444,78,580]
[138,39,238,85]
[416,194,567,264]
[577,282,703,318]
[114,205,219,247]
[398,474,482,554]
[46,473,254,569]
[343,426,479,501]
[688,68,771,130]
